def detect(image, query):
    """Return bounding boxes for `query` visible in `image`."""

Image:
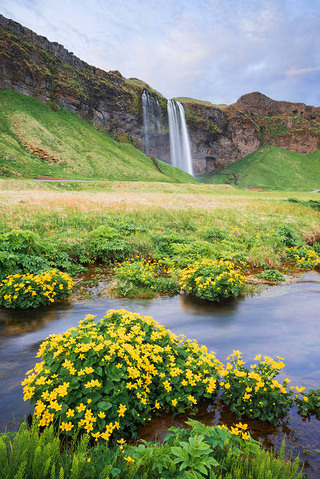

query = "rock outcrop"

[1,14,320,175]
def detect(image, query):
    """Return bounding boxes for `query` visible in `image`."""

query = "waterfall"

[141,90,162,157]
[167,100,193,175]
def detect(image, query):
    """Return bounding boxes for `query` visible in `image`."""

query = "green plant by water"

[0,419,303,479]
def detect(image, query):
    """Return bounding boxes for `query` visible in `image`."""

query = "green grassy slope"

[0,89,195,183]
[202,145,320,190]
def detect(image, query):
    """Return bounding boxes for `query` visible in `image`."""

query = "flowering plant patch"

[0,269,73,309]
[113,259,179,296]
[285,245,320,269]
[22,310,221,441]
[219,351,299,424]
[179,259,246,302]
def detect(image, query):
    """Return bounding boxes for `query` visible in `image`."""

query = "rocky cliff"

[1,14,320,175]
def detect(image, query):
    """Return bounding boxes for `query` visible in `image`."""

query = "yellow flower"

[60,421,74,432]
[187,395,197,405]
[77,403,86,413]
[171,398,178,407]
[118,404,127,417]
[124,456,135,463]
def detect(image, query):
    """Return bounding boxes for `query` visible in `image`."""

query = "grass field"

[0,89,194,183]
[1,179,320,275]
[203,145,320,190]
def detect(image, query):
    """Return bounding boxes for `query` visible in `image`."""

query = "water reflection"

[0,272,320,476]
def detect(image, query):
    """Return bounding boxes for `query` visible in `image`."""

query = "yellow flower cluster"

[219,350,297,423]
[22,309,221,441]
[0,269,73,309]
[219,422,251,441]
[179,258,246,302]
[285,246,320,269]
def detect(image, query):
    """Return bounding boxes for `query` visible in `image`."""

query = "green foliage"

[87,225,133,262]
[150,231,194,257]
[0,229,77,280]
[113,259,179,297]
[23,310,221,440]
[256,269,285,282]
[276,225,301,248]
[296,388,320,417]
[200,227,229,242]
[0,269,74,309]
[179,259,246,302]
[219,352,296,424]
[0,419,303,479]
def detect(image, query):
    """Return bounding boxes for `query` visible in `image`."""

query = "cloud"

[1,0,320,105]
[286,66,320,77]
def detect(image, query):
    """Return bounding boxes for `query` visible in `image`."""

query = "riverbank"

[1,179,320,302]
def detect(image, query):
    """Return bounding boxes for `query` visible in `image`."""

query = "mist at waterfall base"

[141,91,193,176]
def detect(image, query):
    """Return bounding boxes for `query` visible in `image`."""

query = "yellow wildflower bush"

[219,351,298,424]
[22,309,221,440]
[179,258,246,302]
[0,269,74,309]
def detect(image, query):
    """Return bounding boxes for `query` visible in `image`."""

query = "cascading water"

[167,100,193,175]
[141,90,162,157]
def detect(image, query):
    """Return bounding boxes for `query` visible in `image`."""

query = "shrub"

[0,269,74,309]
[22,310,221,440]
[276,226,300,248]
[113,259,179,296]
[219,351,296,424]
[179,259,246,302]
[285,245,320,269]
[0,229,47,256]
[256,269,286,282]
[87,226,133,262]
[150,231,194,257]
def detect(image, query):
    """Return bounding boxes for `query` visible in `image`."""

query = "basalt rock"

[1,14,320,176]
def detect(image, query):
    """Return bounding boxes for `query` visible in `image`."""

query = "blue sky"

[1,0,320,105]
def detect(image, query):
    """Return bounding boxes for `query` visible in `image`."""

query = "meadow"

[1,178,320,477]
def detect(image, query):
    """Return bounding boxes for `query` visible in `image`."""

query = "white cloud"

[1,0,320,105]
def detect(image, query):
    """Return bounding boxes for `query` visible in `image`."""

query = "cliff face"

[1,14,320,176]
[184,92,320,174]
[0,14,169,156]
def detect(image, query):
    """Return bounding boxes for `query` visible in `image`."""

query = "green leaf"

[97,401,112,410]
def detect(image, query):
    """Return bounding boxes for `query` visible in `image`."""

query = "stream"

[1,271,320,476]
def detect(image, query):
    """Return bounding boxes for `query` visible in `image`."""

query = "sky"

[1,0,320,106]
